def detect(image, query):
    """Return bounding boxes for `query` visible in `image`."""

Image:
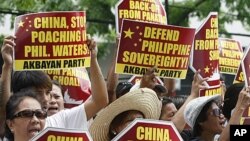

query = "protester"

[89,88,161,141]
[160,97,177,121]
[171,95,188,110]
[184,85,250,141]
[5,90,46,141]
[47,80,64,116]
[0,36,109,137]
[163,78,177,97]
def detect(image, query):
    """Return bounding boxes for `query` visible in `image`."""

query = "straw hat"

[89,88,162,141]
[184,95,221,128]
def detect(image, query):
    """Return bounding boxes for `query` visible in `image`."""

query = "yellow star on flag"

[124,28,134,39]
[18,20,24,27]
[204,66,210,73]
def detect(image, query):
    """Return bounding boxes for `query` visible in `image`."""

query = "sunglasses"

[12,109,47,119]
[211,108,223,117]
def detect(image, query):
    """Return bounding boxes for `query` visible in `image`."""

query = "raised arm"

[172,70,208,132]
[219,86,250,141]
[84,38,109,120]
[106,37,119,103]
[0,36,15,138]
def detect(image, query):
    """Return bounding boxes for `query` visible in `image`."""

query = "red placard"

[115,0,167,34]
[44,68,91,108]
[112,119,183,141]
[14,11,90,71]
[233,64,245,83]
[190,12,220,96]
[219,38,243,74]
[242,47,250,86]
[115,19,195,79]
[30,127,92,141]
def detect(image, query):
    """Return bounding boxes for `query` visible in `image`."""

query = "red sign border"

[111,118,183,141]
[30,127,93,141]
[189,12,218,88]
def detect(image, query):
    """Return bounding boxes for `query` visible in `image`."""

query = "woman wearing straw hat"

[89,88,162,141]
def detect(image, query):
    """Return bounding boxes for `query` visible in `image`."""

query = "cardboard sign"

[128,75,164,85]
[199,86,221,97]
[30,127,93,141]
[14,11,90,71]
[112,119,183,141]
[115,19,195,79]
[219,38,243,74]
[44,68,91,108]
[190,12,220,94]
[242,47,250,86]
[115,0,167,34]
[233,64,245,83]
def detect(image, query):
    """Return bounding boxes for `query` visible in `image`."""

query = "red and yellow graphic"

[44,68,91,108]
[30,127,92,141]
[112,119,183,141]
[242,47,250,86]
[219,38,243,74]
[115,0,167,33]
[14,11,90,70]
[115,19,195,79]
[233,64,245,83]
[190,12,220,95]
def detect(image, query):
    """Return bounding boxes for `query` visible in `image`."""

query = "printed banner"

[199,86,221,97]
[242,47,250,86]
[115,19,195,79]
[219,38,243,74]
[190,12,220,91]
[30,127,93,141]
[233,64,245,83]
[44,68,91,108]
[112,119,183,141]
[115,0,167,34]
[14,11,90,71]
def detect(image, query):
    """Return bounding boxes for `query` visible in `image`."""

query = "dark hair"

[12,71,52,93]
[160,97,174,118]
[5,90,39,141]
[109,110,144,139]
[171,95,188,109]
[222,82,244,120]
[192,100,214,137]
[115,82,133,98]
[51,80,64,96]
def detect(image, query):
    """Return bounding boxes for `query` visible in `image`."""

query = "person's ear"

[6,120,15,133]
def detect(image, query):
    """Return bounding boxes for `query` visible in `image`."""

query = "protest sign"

[115,0,167,34]
[14,11,90,71]
[242,47,250,86]
[30,127,92,141]
[112,119,183,141]
[219,38,243,74]
[44,68,91,108]
[115,19,195,79]
[190,12,220,96]
[233,64,245,83]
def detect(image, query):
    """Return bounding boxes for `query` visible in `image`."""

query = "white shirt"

[45,103,88,130]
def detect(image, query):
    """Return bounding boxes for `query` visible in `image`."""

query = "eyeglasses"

[211,108,223,117]
[12,109,47,119]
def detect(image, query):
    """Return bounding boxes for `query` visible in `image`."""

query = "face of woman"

[160,103,177,121]
[7,97,46,141]
[47,84,64,116]
[202,102,226,135]
[116,111,144,134]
